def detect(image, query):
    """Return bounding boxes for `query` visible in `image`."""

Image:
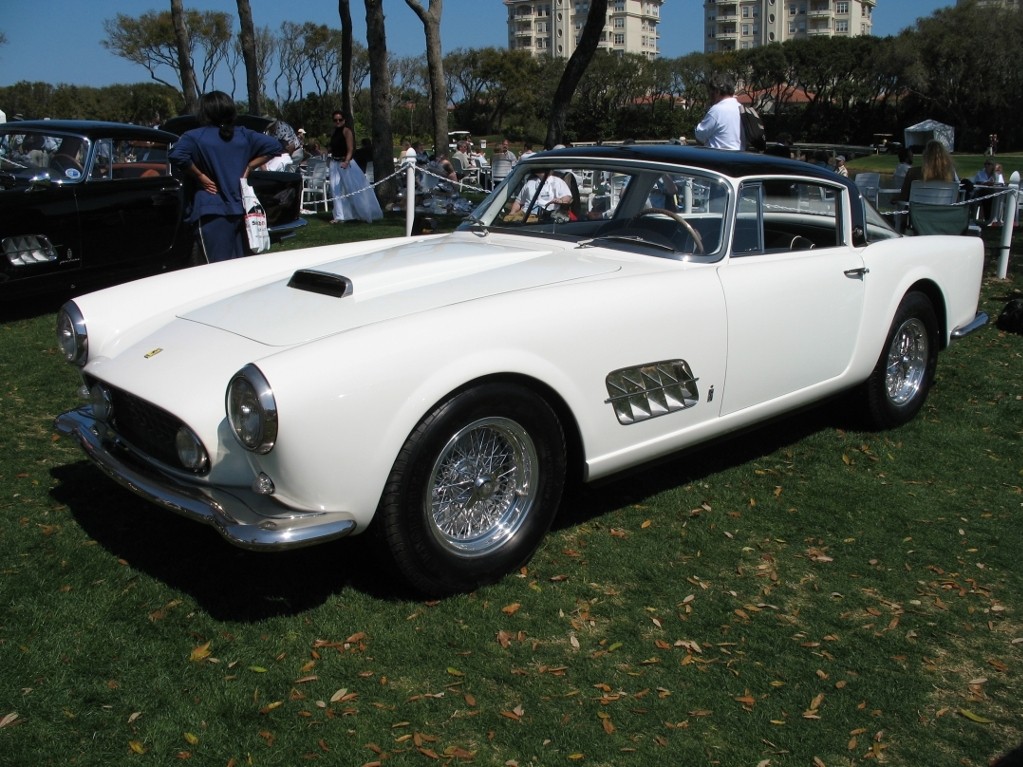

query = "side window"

[733,179,843,256]
[93,139,114,180]
[732,183,764,255]
[109,139,171,180]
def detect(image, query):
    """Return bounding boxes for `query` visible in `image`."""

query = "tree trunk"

[170,0,199,112]
[364,0,396,204]
[545,0,608,148]
[404,0,447,157]
[339,0,354,119]
[236,0,260,114]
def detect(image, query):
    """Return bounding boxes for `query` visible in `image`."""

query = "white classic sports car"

[55,145,987,596]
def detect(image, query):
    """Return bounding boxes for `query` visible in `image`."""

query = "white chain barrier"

[315,161,490,236]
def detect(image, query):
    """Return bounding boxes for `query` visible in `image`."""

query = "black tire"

[860,291,939,429]
[378,384,567,596]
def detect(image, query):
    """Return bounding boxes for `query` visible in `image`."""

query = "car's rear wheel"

[861,291,939,429]
[378,384,566,596]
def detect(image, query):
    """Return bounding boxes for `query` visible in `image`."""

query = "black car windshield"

[0,129,90,183]
[462,159,732,260]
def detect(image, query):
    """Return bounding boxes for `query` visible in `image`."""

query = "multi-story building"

[703,0,876,53]
[504,0,665,59]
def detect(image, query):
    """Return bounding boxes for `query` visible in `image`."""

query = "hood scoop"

[288,269,353,298]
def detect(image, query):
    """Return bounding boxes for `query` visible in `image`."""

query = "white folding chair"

[908,180,960,204]
[854,172,880,206]
[301,160,330,213]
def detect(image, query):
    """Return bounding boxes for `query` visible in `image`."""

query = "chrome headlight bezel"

[226,364,278,454]
[56,302,88,367]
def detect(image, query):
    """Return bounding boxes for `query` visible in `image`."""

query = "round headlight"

[56,302,88,366]
[226,364,277,454]
[175,426,210,472]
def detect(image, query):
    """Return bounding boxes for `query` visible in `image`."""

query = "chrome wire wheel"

[425,416,538,557]
[884,317,929,406]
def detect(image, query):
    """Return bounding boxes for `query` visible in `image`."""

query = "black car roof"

[527,144,857,189]
[0,120,178,144]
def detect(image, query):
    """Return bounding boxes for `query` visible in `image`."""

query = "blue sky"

[0,0,953,89]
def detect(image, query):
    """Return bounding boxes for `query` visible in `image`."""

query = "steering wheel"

[51,154,84,179]
[632,207,704,255]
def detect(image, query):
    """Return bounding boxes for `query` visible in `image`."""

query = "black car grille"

[87,377,190,471]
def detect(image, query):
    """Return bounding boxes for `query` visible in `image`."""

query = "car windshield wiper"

[577,233,676,253]
[462,215,489,236]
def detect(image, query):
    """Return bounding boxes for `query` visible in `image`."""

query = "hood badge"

[144,348,164,359]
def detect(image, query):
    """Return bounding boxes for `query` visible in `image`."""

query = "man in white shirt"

[694,74,742,150]
[509,170,573,217]
[971,159,1006,224]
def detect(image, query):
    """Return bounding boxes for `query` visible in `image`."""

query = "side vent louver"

[605,359,700,425]
[287,270,353,298]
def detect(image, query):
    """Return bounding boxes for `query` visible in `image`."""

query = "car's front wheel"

[860,291,939,429]
[378,384,567,596]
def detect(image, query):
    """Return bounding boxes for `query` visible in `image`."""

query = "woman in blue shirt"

[169,91,282,262]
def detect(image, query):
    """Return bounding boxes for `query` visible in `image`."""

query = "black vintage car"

[0,119,305,301]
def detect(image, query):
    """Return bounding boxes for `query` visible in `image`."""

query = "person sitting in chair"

[508,170,573,219]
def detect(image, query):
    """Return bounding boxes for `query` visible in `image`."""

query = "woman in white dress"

[328,110,382,223]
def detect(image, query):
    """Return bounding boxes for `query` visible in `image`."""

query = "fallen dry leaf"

[958,708,993,724]
[188,641,212,663]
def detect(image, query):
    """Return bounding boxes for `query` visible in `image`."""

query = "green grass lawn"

[1,223,1021,766]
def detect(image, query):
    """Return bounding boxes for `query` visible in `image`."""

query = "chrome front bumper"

[54,408,357,550]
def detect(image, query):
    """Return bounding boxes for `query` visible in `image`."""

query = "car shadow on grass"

[49,396,852,620]
[555,397,844,531]
[49,462,414,621]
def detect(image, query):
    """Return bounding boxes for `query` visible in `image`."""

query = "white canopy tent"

[904,119,955,152]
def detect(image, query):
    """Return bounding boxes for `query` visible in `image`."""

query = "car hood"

[181,234,621,346]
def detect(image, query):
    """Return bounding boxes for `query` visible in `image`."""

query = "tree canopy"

[2,2,1020,153]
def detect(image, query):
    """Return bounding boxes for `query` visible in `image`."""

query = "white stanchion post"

[998,172,1019,279]
[406,162,416,236]
[404,147,418,237]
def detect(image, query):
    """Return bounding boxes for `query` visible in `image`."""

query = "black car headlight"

[56,302,88,366]
[226,364,278,454]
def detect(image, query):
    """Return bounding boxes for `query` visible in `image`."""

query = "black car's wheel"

[860,291,939,429]
[378,384,567,596]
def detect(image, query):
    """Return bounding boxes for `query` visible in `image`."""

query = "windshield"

[0,129,91,182]
[863,198,899,241]
[462,159,732,260]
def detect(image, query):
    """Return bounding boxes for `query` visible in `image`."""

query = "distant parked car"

[0,119,305,301]
[55,145,987,596]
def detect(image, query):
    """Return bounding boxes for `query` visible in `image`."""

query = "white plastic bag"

[240,178,270,254]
